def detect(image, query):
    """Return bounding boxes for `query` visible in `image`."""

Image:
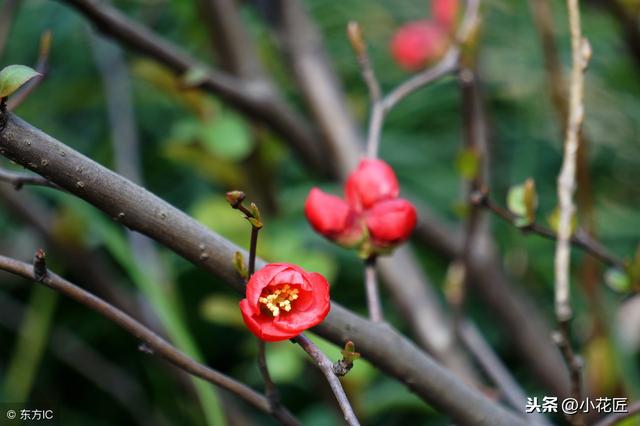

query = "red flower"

[365,199,417,248]
[345,159,399,211]
[390,20,449,71]
[432,0,460,31]
[304,188,364,248]
[239,263,330,342]
[305,159,417,256]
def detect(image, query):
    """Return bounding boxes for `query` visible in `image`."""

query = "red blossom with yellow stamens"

[239,263,331,342]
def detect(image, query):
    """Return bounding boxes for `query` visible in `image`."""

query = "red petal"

[365,198,418,246]
[345,159,399,211]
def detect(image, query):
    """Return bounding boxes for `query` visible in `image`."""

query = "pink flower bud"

[345,159,399,211]
[390,20,449,71]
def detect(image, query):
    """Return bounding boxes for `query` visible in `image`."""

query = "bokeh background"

[1,0,639,425]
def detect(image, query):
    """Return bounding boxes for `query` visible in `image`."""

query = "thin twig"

[471,191,624,270]
[359,0,480,158]
[0,253,300,426]
[0,167,58,190]
[593,400,640,426]
[292,334,360,426]
[552,322,584,426]
[554,0,589,424]
[364,256,383,322]
[249,226,259,277]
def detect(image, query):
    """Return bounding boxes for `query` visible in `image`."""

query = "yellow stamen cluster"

[258,285,299,317]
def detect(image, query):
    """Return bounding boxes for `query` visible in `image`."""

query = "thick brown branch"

[0,114,525,426]
[0,253,299,426]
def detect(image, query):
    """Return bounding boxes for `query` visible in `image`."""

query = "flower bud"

[365,198,417,249]
[432,0,460,31]
[390,20,449,71]
[345,159,399,211]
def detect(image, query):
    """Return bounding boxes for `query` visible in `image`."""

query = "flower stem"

[249,226,259,277]
[364,256,383,322]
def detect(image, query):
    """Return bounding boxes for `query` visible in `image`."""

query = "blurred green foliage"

[1,0,640,425]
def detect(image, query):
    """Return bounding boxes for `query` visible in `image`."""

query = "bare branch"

[0,114,526,425]
[292,334,360,426]
[472,191,625,270]
[0,253,300,426]
[553,0,589,424]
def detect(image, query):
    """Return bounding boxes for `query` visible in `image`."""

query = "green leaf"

[507,178,537,226]
[0,65,41,98]
[605,268,631,293]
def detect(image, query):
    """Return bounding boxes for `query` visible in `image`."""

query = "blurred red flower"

[390,20,448,71]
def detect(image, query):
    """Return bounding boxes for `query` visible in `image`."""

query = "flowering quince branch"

[230,194,360,425]
[0,251,301,425]
[226,192,284,413]
[0,113,527,425]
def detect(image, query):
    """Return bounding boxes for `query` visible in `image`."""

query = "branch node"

[33,248,48,282]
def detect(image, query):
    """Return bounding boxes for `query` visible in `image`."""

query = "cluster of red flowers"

[305,159,417,257]
[391,0,459,70]
[239,0,454,341]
